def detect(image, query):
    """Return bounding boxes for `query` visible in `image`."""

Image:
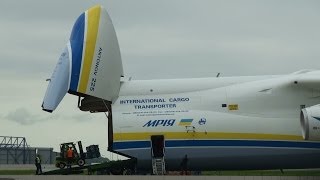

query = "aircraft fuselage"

[111,74,320,170]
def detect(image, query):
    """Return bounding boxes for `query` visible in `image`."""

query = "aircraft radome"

[42,5,320,171]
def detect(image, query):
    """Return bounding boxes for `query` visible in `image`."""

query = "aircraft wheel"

[123,169,134,175]
[58,162,66,169]
[77,159,85,166]
[111,168,123,175]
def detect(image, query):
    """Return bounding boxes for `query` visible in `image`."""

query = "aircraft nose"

[42,44,71,112]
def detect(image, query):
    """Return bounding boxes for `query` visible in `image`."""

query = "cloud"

[4,107,101,125]
[70,113,95,122]
[5,107,59,125]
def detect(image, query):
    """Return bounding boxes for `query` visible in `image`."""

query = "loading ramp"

[42,159,137,175]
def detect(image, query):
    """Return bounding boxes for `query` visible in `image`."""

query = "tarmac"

[0,165,318,180]
[0,164,55,171]
[0,176,317,180]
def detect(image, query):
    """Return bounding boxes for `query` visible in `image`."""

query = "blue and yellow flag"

[179,119,193,126]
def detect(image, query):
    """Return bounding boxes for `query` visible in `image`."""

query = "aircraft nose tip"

[42,101,53,113]
[42,108,53,113]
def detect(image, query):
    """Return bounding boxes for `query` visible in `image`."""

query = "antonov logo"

[143,119,175,127]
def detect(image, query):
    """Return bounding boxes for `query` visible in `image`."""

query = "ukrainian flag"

[179,119,193,126]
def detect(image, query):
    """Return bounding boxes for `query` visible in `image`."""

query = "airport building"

[0,136,58,164]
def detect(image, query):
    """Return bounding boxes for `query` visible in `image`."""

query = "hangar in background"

[0,136,58,164]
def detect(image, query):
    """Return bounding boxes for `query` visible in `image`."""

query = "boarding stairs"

[152,157,166,175]
[151,135,166,175]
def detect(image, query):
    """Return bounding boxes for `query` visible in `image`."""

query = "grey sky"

[0,0,320,157]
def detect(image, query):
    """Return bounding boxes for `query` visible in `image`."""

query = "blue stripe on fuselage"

[113,140,320,150]
[69,12,85,92]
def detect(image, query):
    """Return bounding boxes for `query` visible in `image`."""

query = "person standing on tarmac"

[35,154,42,175]
[180,154,188,175]
[67,147,74,168]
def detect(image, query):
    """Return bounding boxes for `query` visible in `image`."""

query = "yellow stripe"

[114,132,303,141]
[78,6,101,93]
[178,122,192,126]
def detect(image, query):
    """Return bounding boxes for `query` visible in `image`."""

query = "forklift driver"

[67,147,74,168]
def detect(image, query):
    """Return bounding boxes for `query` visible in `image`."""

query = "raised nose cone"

[42,45,71,112]
[42,5,123,112]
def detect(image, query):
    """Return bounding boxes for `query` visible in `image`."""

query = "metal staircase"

[152,157,166,175]
[151,135,166,175]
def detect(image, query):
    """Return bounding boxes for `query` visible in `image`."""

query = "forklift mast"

[77,141,86,159]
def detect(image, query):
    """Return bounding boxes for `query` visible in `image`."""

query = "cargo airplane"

[42,5,320,171]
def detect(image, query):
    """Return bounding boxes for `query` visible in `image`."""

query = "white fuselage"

[111,73,320,170]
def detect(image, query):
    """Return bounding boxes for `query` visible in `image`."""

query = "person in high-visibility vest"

[67,147,74,168]
[35,154,42,175]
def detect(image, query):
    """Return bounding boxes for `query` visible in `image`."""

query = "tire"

[77,159,85,167]
[59,162,66,169]
[124,169,133,175]
[110,168,123,175]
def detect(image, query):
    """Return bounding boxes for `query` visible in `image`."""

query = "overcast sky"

[0,0,320,158]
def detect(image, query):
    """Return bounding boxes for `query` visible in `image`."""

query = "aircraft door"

[151,135,165,158]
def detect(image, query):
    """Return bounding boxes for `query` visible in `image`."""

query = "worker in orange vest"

[67,147,74,168]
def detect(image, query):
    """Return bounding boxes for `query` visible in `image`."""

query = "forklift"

[56,141,100,169]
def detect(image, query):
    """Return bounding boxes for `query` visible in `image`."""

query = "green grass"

[1,169,320,176]
[0,169,86,175]
[0,170,35,175]
[202,170,320,176]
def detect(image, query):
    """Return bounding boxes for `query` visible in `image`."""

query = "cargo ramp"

[42,159,136,175]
